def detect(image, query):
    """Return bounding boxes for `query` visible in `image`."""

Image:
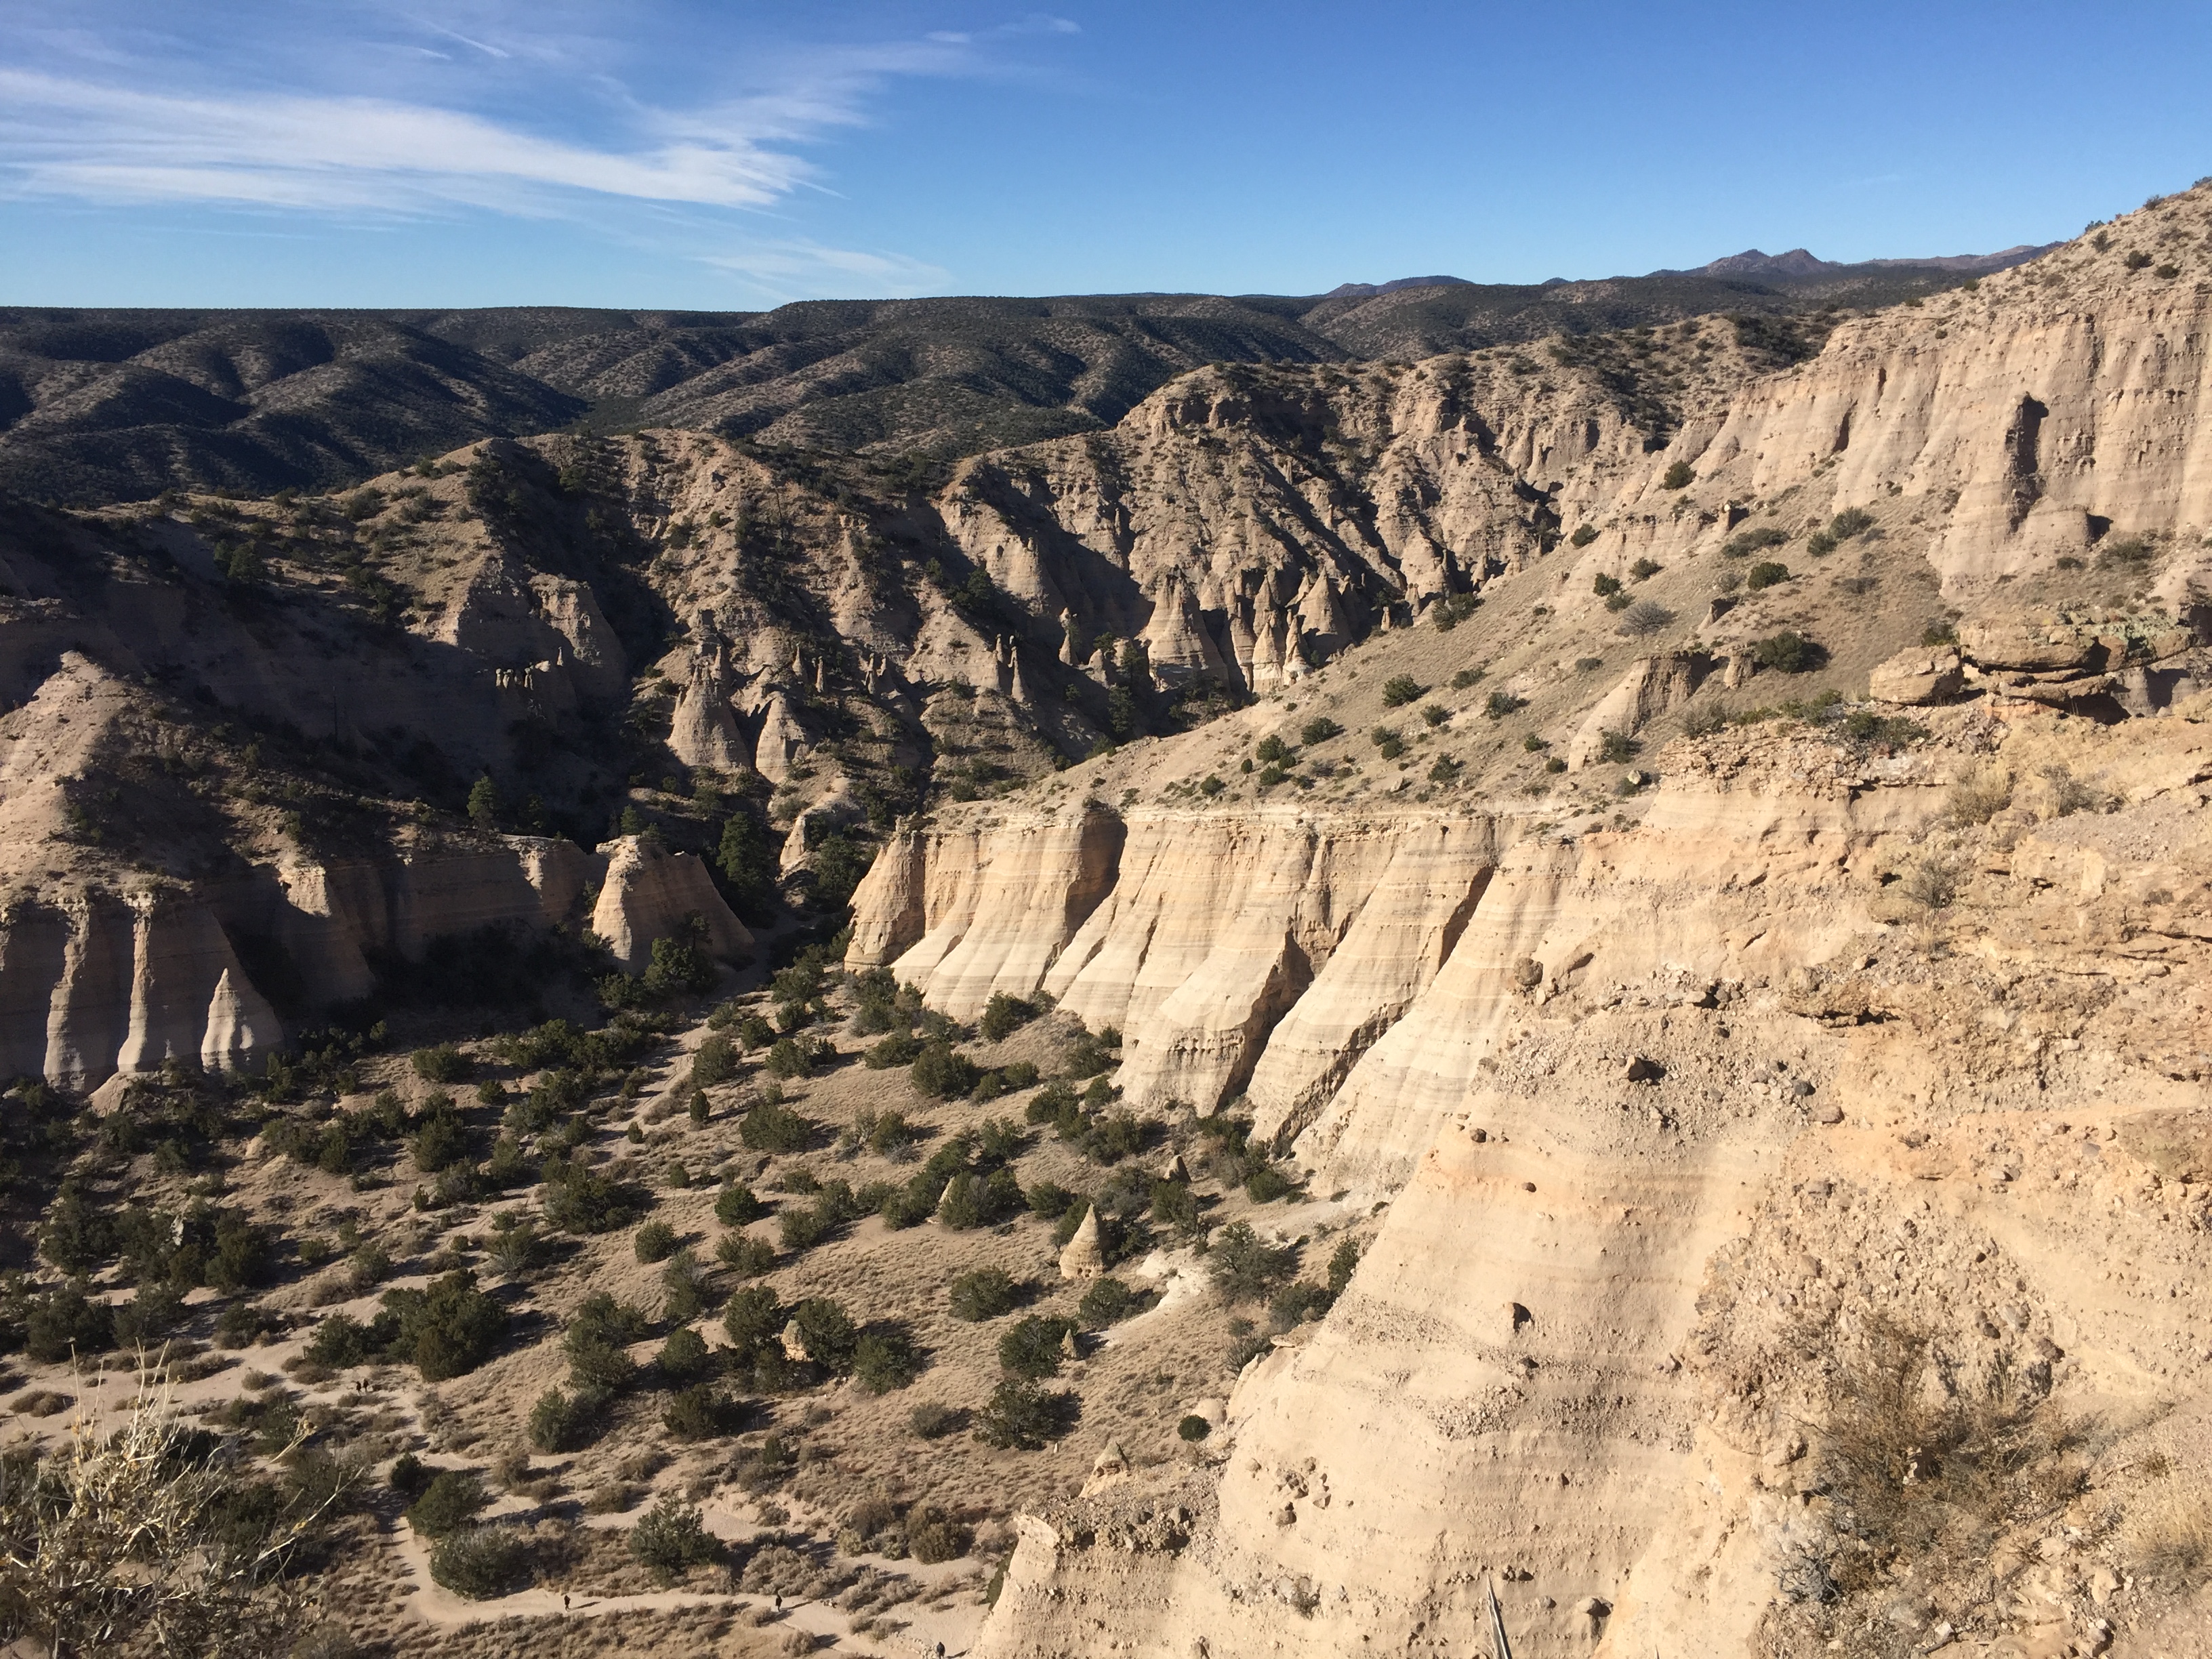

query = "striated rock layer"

[851,187,2212,1659]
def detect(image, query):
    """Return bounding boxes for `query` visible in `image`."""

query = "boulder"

[1868,645,1964,705]
[1081,1443,1132,1497]
[1956,619,2098,673]
[779,1319,811,1364]
[1059,1208,1105,1280]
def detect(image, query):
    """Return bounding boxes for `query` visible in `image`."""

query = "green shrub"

[409,1095,469,1174]
[1744,560,1790,591]
[305,1311,373,1368]
[412,1044,472,1084]
[763,1038,811,1080]
[1327,1237,1361,1297]
[1483,691,1523,720]
[661,1248,710,1322]
[1629,557,1661,579]
[1150,1178,1200,1236]
[949,1267,1020,1322]
[1592,573,1621,597]
[1244,1165,1294,1202]
[716,1233,777,1276]
[1750,631,1820,673]
[910,1401,962,1439]
[938,1169,1024,1229]
[1298,716,1343,745]
[911,1042,980,1100]
[406,1470,488,1537]
[663,1383,741,1440]
[855,1327,924,1394]
[734,1013,777,1050]
[1380,675,1424,708]
[112,1283,185,1347]
[1085,1111,1147,1165]
[1596,731,1639,764]
[24,1286,115,1361]
[634,1219,678,1263]
[540,1155,646,1233]
[1254,734,1290,766]
[1025,1081,1076,1126]
[789,1297,859,1373]
[690,1033,737,1088]
[865,1031,923,1069]
[1208,1222,1297,1304]
[1270,1279,1335,1328]
[974,1378,1075,1450]
[715,1183,766,1225]
[1078,1275,1144,1327]
[566,1288,649,1345]
[630,1496,720,1583]
[1722,525,1787,558]
[722,1285,785,1362]
[391,1452,432,1498]
[979,993,1040,1042]
[1569,524,1599,548]
[380,1269,508,1380]
[430,1525,529,1599]
[1661,460,1695,490]
[998,1315,1076,1380]
[740,1101,813,1153]
[1015,1175,1076,1220]
[527,1386,597,1453]
[905,1501,972,1563]
[1828,506,1876,539]
[1431,592,1481,631]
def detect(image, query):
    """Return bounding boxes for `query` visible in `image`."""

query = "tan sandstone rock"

[1058,1208,1104,1280]
[1868,645,1965,705]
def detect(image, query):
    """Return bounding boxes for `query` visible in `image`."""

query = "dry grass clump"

[1944,766,2013,825]
[1782,1319,2096,1654]
[2123,1489,2212,1591]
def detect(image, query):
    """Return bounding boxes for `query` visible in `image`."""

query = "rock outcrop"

[589,835,752,972]
[867,187,2212,1659]
[1565,653,1709,770]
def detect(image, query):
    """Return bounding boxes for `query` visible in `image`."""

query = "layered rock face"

[966,712,2212,1659]
[850,188,2212,1658]
[0,832,600,1092]
[852,801,1498,1130]
[588,834,752,971]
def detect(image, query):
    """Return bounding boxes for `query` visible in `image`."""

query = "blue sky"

[2,1,2208,308]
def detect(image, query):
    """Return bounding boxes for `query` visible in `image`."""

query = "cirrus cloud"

[0,68,814,213]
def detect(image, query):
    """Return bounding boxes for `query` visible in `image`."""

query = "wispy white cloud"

[699,237,951,300]
[0,8,1086,300]
[0,16,1025,218]
[0,68,814,213]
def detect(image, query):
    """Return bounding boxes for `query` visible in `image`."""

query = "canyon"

[0,185,2208,1658]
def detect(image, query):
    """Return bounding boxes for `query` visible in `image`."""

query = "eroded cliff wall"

[855,187,2212,1659]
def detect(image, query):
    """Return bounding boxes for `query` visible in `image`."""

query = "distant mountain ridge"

[1336,241,2063,294]
[1,239,2053,504]
[1322,276,1470,298]
[1668,242,2062,279]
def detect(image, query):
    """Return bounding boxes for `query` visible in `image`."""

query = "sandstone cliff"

[836,186,2212,1658]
